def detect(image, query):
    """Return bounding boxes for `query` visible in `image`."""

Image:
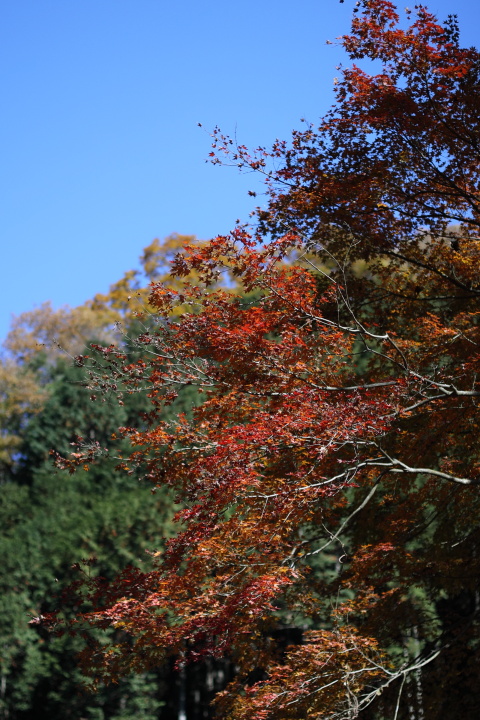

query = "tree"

[0,357,178,719]
[0,360,46,477]
[4,234,202,364]
[0,236,206,719]
[45,3,480,718]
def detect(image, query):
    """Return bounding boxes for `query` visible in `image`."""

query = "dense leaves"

[42,3,480,719]
[0,237,207,719]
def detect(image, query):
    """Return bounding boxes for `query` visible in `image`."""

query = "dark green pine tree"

[0,351,198,720]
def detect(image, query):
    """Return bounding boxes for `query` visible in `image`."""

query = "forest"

[2,1,480,718]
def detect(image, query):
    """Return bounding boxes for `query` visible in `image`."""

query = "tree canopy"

[0,236,205,719]
[42,2,480,718]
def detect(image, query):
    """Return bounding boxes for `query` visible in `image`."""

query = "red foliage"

[46,3,480,717]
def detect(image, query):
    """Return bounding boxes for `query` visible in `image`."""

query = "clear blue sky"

[1,0,479,341]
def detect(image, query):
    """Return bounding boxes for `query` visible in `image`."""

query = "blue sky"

[1,0,479,342]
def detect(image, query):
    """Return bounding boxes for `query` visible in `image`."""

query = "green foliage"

[0,352,175,719]
[0,360,46,475]
[0,235,212,718]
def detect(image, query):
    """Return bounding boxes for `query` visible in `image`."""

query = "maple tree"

[45,2,480,718]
